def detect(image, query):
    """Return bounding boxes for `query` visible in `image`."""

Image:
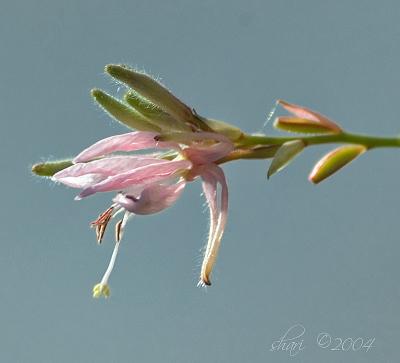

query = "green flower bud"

[124,91,163,116]
[105,65,212,132]
[274,116,337,134]
[124,92,191,132]
[309,145,366,184]
[106,65,193,121]
[31,160,73,177]
[91,89,161,132]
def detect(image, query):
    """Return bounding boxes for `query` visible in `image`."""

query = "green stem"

[238,131,400,149]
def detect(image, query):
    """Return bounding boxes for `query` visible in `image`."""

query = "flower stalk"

[237,132,400,150]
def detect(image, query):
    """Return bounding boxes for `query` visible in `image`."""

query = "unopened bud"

[278,100,342,134]
[309,145,366,184]
[274,116,338,134]
[91,89,160,132]
[124,92,191,132]
[31,160,73,177]
[105,65,194,123]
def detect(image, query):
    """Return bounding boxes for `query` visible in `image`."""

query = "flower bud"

[277,100,342,134]
[124,91,163,116]
[267,140,305,178]
[91,89,161,132]
[31,160,73,177]
[309,145,366,184]
[106,65,194,122]
[274,116,338,134]
[124,92,191,132]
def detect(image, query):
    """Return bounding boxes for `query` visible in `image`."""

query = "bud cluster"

[268,99,366,184]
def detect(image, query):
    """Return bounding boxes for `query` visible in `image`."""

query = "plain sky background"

[2,0,400,362]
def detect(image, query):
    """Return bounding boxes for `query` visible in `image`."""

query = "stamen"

[115,212,132,242]
[91,206,114,226]
[95,224,107,244]
[91,206,115,244]
[115,220,123,242]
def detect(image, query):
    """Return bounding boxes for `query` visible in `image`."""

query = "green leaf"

[267,140,305,178]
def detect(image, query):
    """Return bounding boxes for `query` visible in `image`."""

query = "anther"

[115,219,123,242]
[91,206,114,244]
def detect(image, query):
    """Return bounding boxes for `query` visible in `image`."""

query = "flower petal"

[78,159,192,198]
[74,131,181,163]
[52,156,167,188]
[199,164,228,286]
[113,180,186,215]
[200,172,218,269]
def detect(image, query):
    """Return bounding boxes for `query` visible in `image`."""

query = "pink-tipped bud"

[309,145,366,184]
[274,116,338,134]
[277,100,342,134]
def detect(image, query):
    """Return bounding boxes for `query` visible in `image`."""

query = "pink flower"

[52,131,233,296]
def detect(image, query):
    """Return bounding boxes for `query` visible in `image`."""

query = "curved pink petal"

[278,100,342,133]
[52,156,167,188]
[74,131,181,163]
[198,164,228,286]
[78,159,192,198]
[52,173,104,189]
[200,171,218,267]
[113,180,186,215]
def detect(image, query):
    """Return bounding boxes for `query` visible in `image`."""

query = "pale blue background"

[2,0,400,362]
